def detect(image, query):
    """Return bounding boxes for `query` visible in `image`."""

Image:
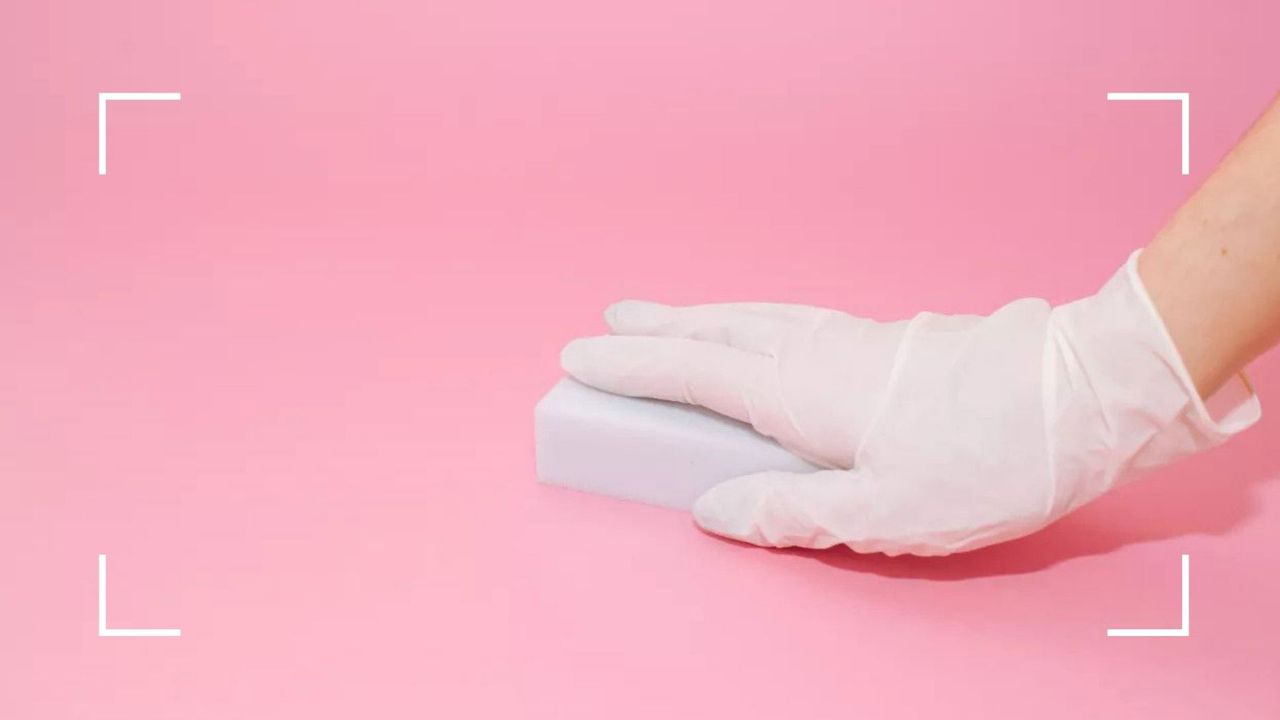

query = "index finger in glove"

[605,300,840,352]
[560,334,778,426]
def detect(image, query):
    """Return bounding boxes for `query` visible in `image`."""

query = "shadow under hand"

[758,445,1277,581]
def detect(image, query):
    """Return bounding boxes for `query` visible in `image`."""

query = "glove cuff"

[1121,249,1262,445]
[1044,250,1262,514]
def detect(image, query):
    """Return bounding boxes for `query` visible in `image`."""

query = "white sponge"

[534,378,819,510]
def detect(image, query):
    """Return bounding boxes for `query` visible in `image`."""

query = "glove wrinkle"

[566,251,1262,556]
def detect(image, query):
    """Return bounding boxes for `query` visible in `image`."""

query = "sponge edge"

[535,378,820,510]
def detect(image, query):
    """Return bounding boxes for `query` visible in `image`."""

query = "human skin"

[1140,92,1280,399]
[559,95,1276,555]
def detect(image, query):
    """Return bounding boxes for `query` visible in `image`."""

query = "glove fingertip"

[559,336,611,379]
[605,299,672,333]
[692,478,761,542]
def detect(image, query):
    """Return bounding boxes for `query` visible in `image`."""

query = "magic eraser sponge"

[534,378,820,510]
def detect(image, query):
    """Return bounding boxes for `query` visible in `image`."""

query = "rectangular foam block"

[534,378,820,510]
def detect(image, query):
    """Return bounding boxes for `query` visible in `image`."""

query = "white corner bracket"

[97,91,182,175]
[1106,554,1190,638]
[98,554,181,638]
[1105,92,1190,175]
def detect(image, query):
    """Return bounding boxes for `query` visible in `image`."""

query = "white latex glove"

[560,251,1262,556]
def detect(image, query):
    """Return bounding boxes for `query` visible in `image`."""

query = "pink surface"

[2,1,1279,717]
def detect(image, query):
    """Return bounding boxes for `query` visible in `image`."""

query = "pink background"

[3,0,1279,717]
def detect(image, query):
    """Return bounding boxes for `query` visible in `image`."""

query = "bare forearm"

[1139,92,1280,398]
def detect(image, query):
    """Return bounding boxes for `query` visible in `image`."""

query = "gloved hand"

[560,251,1262,556]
